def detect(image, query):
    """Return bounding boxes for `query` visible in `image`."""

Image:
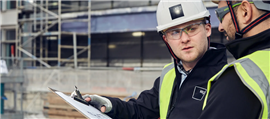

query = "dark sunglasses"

[215,2,253,23]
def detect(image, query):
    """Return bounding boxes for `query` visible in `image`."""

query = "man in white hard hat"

[199,0,270,119]
[78,0,227,118]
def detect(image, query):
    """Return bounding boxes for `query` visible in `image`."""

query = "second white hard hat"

[211,0,270,12]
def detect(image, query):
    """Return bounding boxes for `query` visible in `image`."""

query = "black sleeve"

[198,67,261,119]
[105,77,160,119]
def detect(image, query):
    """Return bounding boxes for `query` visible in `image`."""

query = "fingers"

[82,94,112,113]
[83,94,92,102]
[85,97,91,102]
[85,97,106,113]
[100,106,106,113]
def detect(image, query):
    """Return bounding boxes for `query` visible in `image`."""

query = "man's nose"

[180,31,190,43]
[218,23,224,32]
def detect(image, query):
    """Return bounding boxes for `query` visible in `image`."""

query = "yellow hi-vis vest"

[202,49,270,119]
[159,63,176,119]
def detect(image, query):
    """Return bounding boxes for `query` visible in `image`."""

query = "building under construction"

[0,0,232,118]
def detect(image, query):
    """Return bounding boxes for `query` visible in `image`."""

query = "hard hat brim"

[211,0,219,4]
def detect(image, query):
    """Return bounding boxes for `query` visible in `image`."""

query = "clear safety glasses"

[163,22,204,40]
[215,2,253,23]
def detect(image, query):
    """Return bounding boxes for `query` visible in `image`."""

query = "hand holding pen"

[70,86,112,113]
[71,86,90,105]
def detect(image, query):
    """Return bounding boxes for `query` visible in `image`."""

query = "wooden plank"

[43,92,134,118]
[46,108,85,118]
[46,97,69,105]
[49,115,81,119]
[46,92,131,100]
[44,105,75,110]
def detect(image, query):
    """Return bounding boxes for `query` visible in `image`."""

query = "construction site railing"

[0,57,24,119]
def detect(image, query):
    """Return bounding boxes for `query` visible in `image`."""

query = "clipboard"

[48,87,111,119]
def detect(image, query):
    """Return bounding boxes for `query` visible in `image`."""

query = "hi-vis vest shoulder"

[159,63,175,119]
[202,49,270,119]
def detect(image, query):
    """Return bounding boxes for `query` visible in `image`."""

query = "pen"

[74,86,89,106]
[75,86,83,99]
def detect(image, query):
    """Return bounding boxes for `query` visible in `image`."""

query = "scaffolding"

[1,1,92,118]
[18,0,91,68]
[14,0,92,68]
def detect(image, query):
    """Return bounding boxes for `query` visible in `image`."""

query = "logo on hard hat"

[169,4,184,20]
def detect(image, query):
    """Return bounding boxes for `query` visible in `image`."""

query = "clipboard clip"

[72,86,90,106]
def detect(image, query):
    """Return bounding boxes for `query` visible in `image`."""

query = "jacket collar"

[196,42,227,67]
[226,28,270,59]
[177,42,227,70]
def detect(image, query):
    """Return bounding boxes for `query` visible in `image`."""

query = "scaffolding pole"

[33,36,36,66]
[34,0,37,31]
[20,21,57,47]
[18,47,51,68]
[57,0,61,67]
[28,1,58,18]
[60,47,89,65]
[40,0,43,66]
[88,0,91,67]
[1,30,4,56]
[45,0,49,61]
[16,0,19,58]
[16,21,19,58]
[73,32,77,68]
[45,0,48,32]
[18,24,22,58]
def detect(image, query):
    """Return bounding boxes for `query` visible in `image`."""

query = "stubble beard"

[226,20,236,41]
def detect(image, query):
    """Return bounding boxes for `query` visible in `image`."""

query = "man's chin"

[224,31,235,41]
[227,36,235,41]
[181,57,197,63]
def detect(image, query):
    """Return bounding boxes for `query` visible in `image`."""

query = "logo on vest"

[192,86,207,101]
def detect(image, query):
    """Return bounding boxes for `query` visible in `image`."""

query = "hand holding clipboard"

[49,87,111,119]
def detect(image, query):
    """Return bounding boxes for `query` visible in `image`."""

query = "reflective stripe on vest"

[203,49,270,119]
[159,63,175,119]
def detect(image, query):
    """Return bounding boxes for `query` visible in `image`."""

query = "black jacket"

[199,29,270,119]
[106,42,227,119]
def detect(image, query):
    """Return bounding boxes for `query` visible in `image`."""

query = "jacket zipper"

[166,70,193,118]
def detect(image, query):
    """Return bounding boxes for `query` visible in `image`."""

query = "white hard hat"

[211,0,270,12]
[156,0,210,32]
[211,0,219,4]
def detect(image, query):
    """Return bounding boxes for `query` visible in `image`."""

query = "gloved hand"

[83,94,112,113]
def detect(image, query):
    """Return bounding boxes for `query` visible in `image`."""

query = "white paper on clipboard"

[48,87,111,119]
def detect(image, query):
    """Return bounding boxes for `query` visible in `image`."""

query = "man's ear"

[205,23,212,37]
[239,1,253,24]
[163,35,168,42]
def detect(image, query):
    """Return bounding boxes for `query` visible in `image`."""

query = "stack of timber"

[43,92,133,119]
